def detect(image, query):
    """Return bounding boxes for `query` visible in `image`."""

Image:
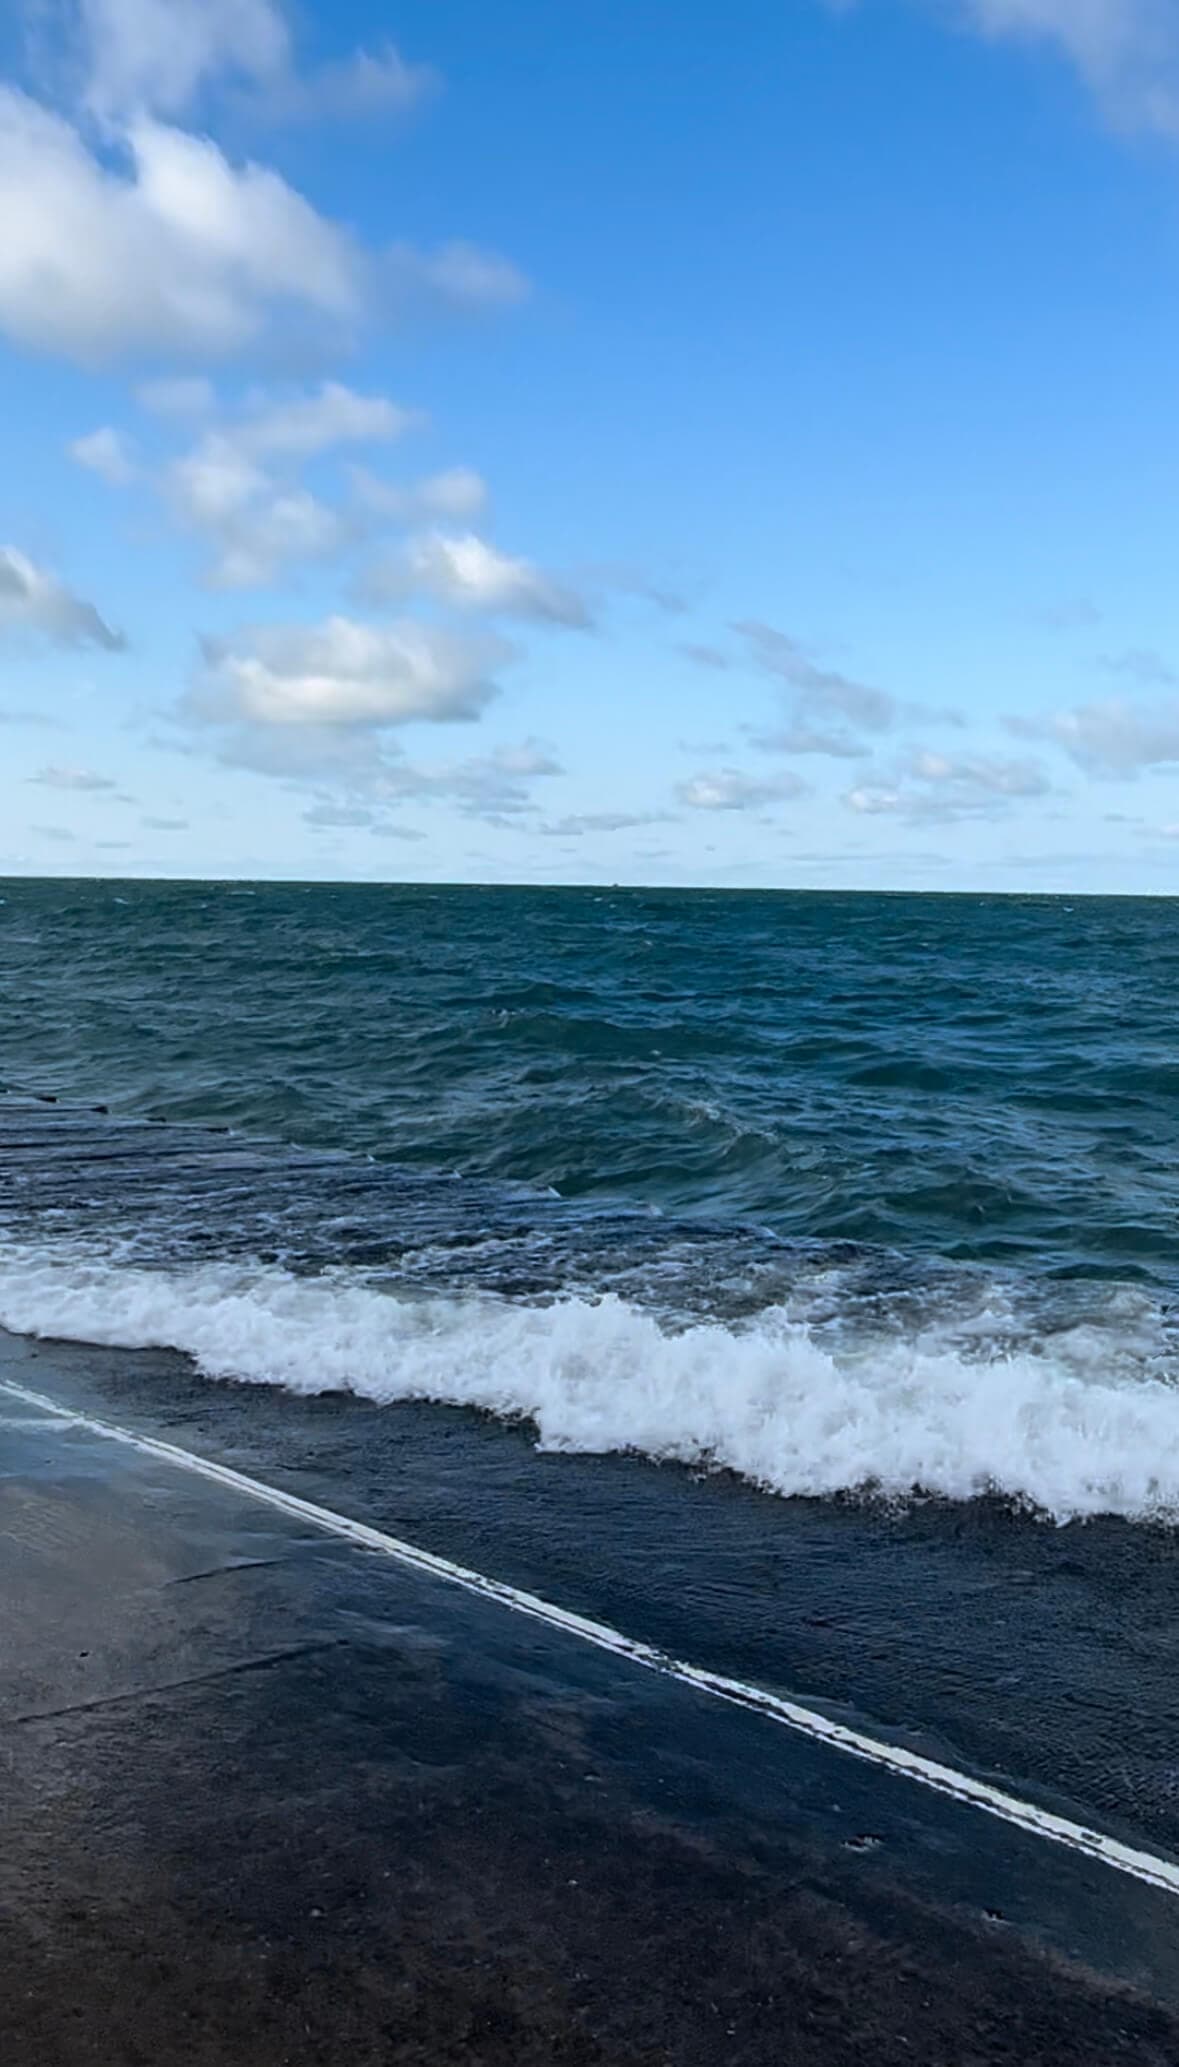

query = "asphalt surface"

[3,1343,1179,2063]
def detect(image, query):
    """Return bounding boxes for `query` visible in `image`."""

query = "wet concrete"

[3,1364,1179,2063]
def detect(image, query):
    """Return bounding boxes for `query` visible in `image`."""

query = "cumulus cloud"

[45,0,436,129]
[69,424,138,483]
[831,1,1179,138]
[368,532,592,626]
[733,619,898,731]
[387,241,530,316]
[136,376,216,414]
[538,811,669,836]
[303,801,375,829]
[29,763,117,790]
[1012,698,1179,774]
[351,465,489,525]
[1098,647,1178,688]
[262,42,439,124]
[962,0,1179,137]
[0,545,124,649]
[233,382,416,461]
[0,89,523,368]
[290,741,561,825]
[194,614,509,728]
[163,434,341,587]
[846,748,1050,821]
[750,724,870,759]
[157,386,410,586]
[679,642,730,670]
[0,91,362,363]
[676,768,807,810]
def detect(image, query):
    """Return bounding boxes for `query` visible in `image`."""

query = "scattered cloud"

[538,811,670,837]
[366,532,592,626]
[679,642,730,670]
[830,1,1179,139]
[750,724,870,759]
[29,764,117,790]
[193,614,510,729]
[958,0,1179,140]
[1031,597,1102,632]
[675,768,807,810]
[371,742,563,822]
[1011,698,1179,775]
[733,619,898,731]
[846,748,1050,821]
[46,0,436,130]
[69,424,138,483]
[232,382,416,461]
[0,545,124,649]
[156,385,411,587]
[141,814,188,829]
[1098,647,1178,688]
[351,465,489,525]
[165,434,347,588]
[261,42,439,125]
[136,376,216,415]
[386,241,530,317]
[0,88,522,368]
[0,90,362,364]
[303,801,375,829]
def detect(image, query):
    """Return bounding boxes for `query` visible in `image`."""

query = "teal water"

[3,878,1179,1519]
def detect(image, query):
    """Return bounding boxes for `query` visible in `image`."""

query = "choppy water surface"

[2,879,1179,1521]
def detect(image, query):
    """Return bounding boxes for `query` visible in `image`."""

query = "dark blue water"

[2,878,1179,1520]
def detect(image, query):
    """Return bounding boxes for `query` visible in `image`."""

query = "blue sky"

[2,0,1179,890]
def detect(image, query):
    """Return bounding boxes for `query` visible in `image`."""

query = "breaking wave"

[4,1247,1179,1525]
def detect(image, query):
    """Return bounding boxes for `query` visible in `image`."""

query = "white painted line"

[5,1373,1178,1900]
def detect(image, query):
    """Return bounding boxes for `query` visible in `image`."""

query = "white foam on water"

[3,1247,1179,1522]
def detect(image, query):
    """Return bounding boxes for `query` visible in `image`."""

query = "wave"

[3,1246,1179,1524]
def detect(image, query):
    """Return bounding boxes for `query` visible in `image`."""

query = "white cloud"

[388,241,530,314]
[165,432,348,588]
[832,1,1179,138]
[195,615,509,728]
[751,724,870,759]
[1098,646,1178,687]
[962,0,1179,138]
[373,743,563,821]
[539,811,668,836]
[136,376,216,414]
[846,749,1050,820]
[141,814,188,829]
[679,642,730,670]
[69,424,138,483]
[29,763,118,790]
[371,532,591,625]
[264,42,438,124]
[234,382,416,461]
[675,768,807,810]
[54,1,436,128]
[72,0,290,122]
[303,801,375,829]
[0,91,362,364]
[0,545,124,648]
[351,465,489,524]
[158,385,410,586]
[1013,698,1179,774]
[733,619,898,731]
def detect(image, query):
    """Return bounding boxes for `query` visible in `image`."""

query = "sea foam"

[3,1247,1179,1524]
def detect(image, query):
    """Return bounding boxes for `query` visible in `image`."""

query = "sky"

[1,0,1179,892]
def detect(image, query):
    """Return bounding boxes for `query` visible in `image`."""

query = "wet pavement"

[3,1348,1179,2063]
